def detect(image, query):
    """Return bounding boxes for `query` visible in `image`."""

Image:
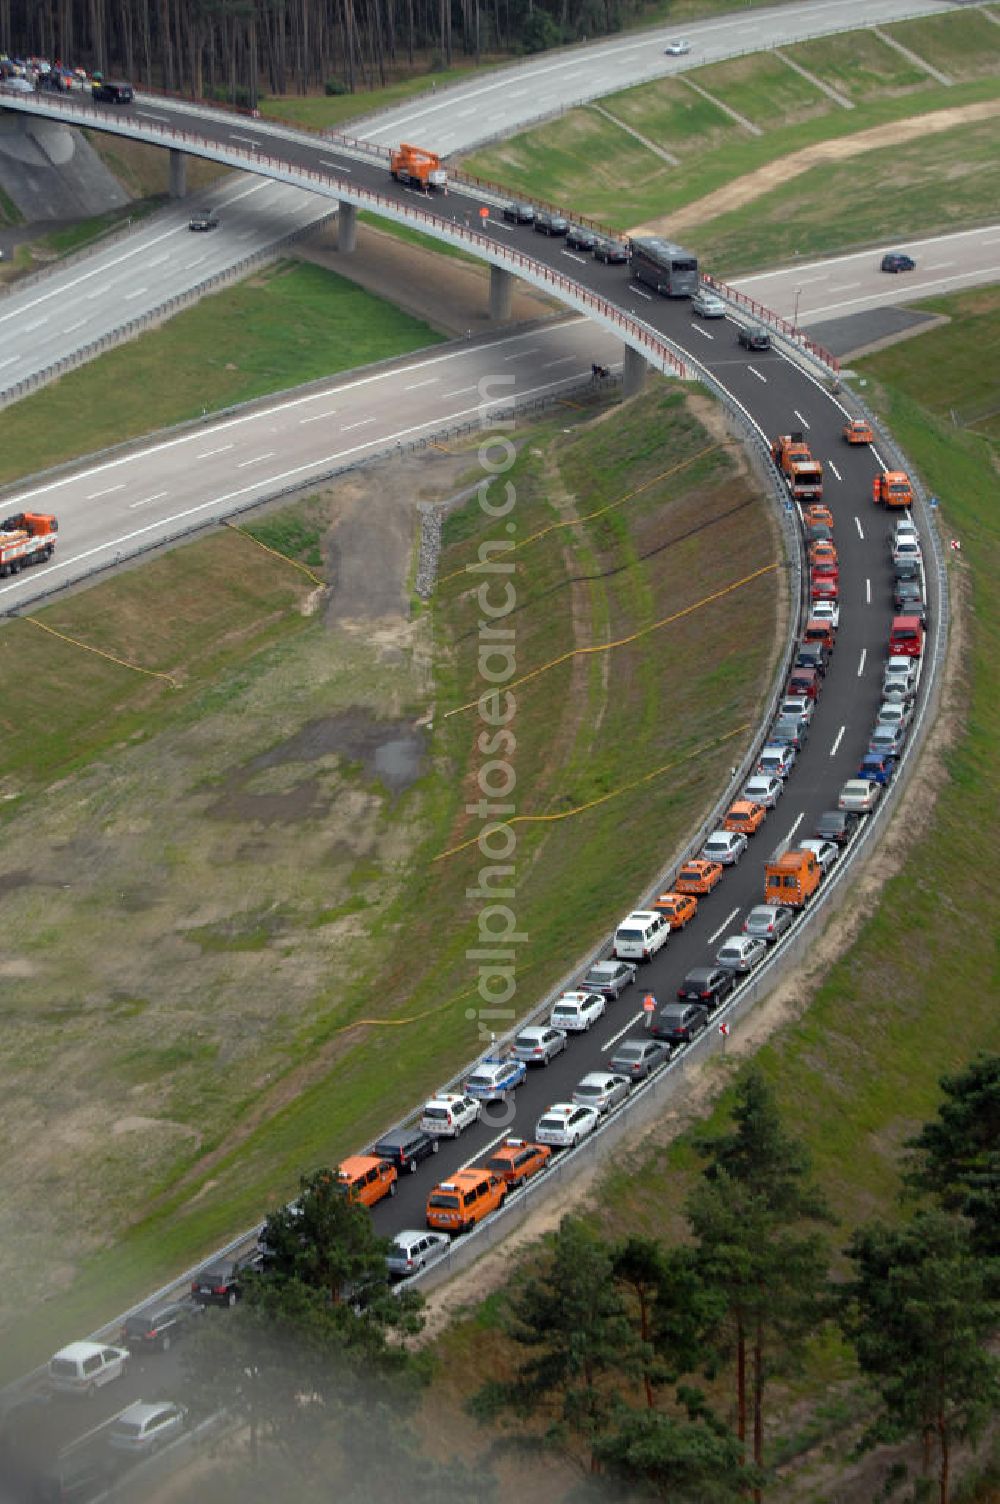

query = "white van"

[48,1340,129,1395]
[613,910,669,962]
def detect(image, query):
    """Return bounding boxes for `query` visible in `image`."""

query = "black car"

[371,1125,439,1174]
[534,210,568,236]
[566,225,598,251]
[592,235,629,264]
[815,808,860,846]
[502,201,536,225]
[652,1003,709,1046]
[795,641,828,676]
[881,252,915,273]
[122,1300,200,1353]
[191,1252,262,1307]
[189,208,219,232]
[894,578,927,616]
[738,325,771,351]
[894,556,922,586]
[92,79,133,103]
[676,966,734,1008]
[770,714,809,752]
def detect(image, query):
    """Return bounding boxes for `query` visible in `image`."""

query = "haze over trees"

[3,0,654,102]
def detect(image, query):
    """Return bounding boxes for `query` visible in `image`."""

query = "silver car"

[702,829,748,866]
[692,289,726,318]
[109,1401,186,1454]
[511,1025,567,1066]
[798,838,839,874]
[743,904,794,945]
[716,934,767,973]
[386,1229,450,1279]
[870,723,906,758]
[743,774,783,809]
[572,1071,630,1115]
[877,699,912,732]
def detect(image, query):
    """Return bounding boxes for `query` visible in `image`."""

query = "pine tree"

[905,1054,1000,1260]
[842,1209,1000,1504]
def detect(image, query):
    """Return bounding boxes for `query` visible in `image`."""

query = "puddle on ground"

[209,709,427,823]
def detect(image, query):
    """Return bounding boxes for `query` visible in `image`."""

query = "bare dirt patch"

[630,100,1000,237]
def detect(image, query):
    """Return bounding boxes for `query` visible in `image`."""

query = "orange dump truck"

[764,848,821,909]
[873,471,913,508]
[0,511,58,577]
[390,143,448,191]
[771,432,823,501]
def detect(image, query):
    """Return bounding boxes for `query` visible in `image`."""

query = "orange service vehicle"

[0,511,58,577]
[873,471,913,509]
[390,143,448,191]
[803,617,836,654]
[764,848,822,909]
[426,1168,506,1234]
[802,503,834,530]
[674,858,724,896]
[335,1155,397,1208]
[771,432,823,501]
[724,799,767,837]
[842,418,873,445]
[652,891,698,929]
[481,1138,552,1190]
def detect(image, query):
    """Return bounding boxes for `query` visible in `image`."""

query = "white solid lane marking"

[858,648,867,677]
[404,377,439,390]
[828,460,842,482]
[229,133,259,146]
[830,725,845,757]
[784,812,804,845]
[342,417,376,431]
[855,516,864,540]
[86,483,126,500]
[602,1013,644,1051]
[793,409,809,429]
[197,444,234,458]
[748,367,767,383]
[129,491,168,510]
[320,158,350,171]
[708,907,740,945]
[866,577,871,604]
[299,409,337,425]
[690,325,715,340]
[237,452,276,468]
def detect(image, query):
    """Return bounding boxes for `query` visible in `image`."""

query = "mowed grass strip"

[786,27,937,100]
[691,49,837,127]
[0,386,781,1377]
[886,9,1000,79]
[431,286,1000,1473]
[0,260,442,488]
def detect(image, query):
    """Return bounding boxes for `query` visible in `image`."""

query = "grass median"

[0,382,781,1377]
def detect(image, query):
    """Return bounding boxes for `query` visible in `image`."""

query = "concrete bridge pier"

[623,343,648,398]
[168,148,187,199]
[489,264,513,322]
[338,201,357,253]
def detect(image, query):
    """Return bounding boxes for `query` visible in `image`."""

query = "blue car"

[463,1053,527,1103]
[857,752,896,786]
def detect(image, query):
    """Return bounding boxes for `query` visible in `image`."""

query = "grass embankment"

[0,384,780,1377]
[460,9,1000,257]
[0,260,442,487]
[433,286,1000,1489]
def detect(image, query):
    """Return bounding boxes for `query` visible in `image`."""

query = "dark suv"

[191,1252,262,1307]
[371,1126,439,1174]
[92,79,133,103]
[188,208,219,232]
[502,201,535,225]
[676,966,734,1008]
[815,808,859,845]
[738,325,771,351]
[881,251,915,273]
[122,1300,199,1353]
[534,210,568,236]
[652,1003,709,1046]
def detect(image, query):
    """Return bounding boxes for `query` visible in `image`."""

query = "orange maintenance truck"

[764,848,822,909]
[873,471,913,509]
[771,433,823,501]
[390,143,448,191]
[0,512,58,577]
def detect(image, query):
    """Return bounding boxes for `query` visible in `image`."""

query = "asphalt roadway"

[0,0,969,400]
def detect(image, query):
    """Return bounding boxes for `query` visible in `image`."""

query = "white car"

[885,655,918,684]
[572,1071,630,1115]
[702,829,748,866]
[3,77,36,93]
[49,1341,129,1395]
[780,695,815,725]
[550,990,606,1033]
[891,535,922,567]
[665,38,692,54]
[716,934,767,973]
[743,774,783,809]
[109,1400,186,1454]
[877,699,912,732]
[534,1102,601,1149]
[798,837,839,874]
[420,1092,481,1137]
[809,600,840,630]
[757,743,796,780]
[692,289,726,318]
[894,517,919,544]
[838,778,881,813]
[614,909,670,961]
